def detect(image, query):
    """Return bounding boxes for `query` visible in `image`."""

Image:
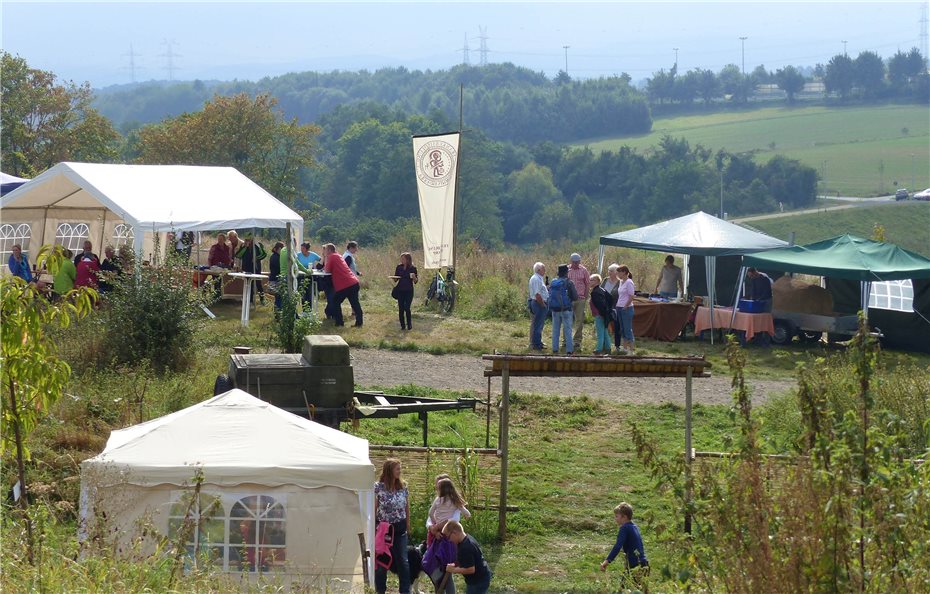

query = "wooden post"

[486,376,492,449]
[357,532,370,587]
[420,411,429,447]
[684,366,693,534]
[285,222,293,300]
[498,361,510,541]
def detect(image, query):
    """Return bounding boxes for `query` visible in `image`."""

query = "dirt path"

[350,349,795,406]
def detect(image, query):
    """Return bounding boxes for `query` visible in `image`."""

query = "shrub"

[272,280,321,353]
[99,263,204,370]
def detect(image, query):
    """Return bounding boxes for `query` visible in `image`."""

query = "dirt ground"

[350,349,795,406]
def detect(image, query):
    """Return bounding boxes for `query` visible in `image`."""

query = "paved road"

[733,195,894,224]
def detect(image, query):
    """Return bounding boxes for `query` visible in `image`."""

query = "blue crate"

[738,299,766,313]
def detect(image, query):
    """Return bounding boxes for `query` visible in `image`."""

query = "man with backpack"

[549,264,579,355]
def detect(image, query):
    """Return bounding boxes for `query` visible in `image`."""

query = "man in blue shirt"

[601,502,648,578]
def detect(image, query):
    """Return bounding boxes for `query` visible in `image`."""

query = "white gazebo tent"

[0,162,303,265]
[79,389,376,589]
[598,211,788,342]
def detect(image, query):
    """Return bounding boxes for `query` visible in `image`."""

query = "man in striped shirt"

[567,253,590,352]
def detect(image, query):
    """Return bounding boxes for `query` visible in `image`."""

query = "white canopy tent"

[0,162,303,264]
[598,211,789,342]
[80,389,376,588]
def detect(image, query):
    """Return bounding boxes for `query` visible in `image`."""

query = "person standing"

[527,262,549,351]
[443,520,492,594]
[374,459,411,594]
[745,267,773,312]
[392,252,418,330]
[567,253,590,352]
[7,244,33,282]
[98,246,122,293]
[615,265,636,354]
[654,255,683,299]
[600,502,649,585]
[269,241,285,309]
[323,242,363,326]
[343,241,361,276]
[548,264,579,355]
[236,235,267,305]
[227,230,242,268]
[589,274,614,355]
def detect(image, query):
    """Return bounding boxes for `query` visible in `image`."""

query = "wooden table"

[632,297,694,341]
[191,268,243,298]
[227,272,269,327]
[694,305,774,341]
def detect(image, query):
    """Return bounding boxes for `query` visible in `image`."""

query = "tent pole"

[98,211,107,254]
[597,244,605,275]
[730,266,746,331]
[286,222,293,300]
[706,256,715,344]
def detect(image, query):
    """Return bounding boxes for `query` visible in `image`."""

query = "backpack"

[548,277,570,311]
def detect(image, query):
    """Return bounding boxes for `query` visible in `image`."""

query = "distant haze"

[2,1,925,88]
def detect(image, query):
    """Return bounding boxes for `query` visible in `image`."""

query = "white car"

[913,188,930,201]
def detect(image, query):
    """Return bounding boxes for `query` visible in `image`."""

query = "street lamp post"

[739,36,748,74]
[912,154,916,191]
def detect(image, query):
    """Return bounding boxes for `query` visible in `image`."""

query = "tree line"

[3,51,817,250]
[646,48,928,105]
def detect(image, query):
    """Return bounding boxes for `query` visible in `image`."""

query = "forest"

[5,52,822,247]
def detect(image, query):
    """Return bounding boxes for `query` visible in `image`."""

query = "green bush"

[272,280,321,353]
[99,264,205,370]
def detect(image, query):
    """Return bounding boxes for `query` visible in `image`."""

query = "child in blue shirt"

[600,502,648,575]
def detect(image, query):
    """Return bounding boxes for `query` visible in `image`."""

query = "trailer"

[770,310,871,345]
[214,335,477,430]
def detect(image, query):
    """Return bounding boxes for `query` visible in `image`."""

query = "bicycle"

[424,267,457,315]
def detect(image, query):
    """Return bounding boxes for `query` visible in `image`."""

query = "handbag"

[391,285,401,300]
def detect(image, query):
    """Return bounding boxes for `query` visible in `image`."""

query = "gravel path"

[350,349,795,406]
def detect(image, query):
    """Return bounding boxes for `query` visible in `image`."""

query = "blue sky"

[2,1,925,87]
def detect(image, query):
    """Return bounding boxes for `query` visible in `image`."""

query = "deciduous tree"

[135,93,319,206]
[1,246,95,563]
[824,54,855,100]
[775,66,806,103]
[0,52,119,177]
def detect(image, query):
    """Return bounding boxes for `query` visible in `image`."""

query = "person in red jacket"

[75,254,101,289]
[322,242,362,327]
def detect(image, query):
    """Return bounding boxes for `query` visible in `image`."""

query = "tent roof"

[743,234,930,281]
[82,389,374,491]
[599,211,788,256]
[0,162,302,232]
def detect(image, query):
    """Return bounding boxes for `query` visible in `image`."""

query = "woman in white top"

[615,265,636,354]
[602,264,622,351]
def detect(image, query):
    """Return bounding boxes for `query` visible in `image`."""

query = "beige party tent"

[79,389,376,589]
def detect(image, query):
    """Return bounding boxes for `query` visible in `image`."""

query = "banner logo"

[415,140,457,188]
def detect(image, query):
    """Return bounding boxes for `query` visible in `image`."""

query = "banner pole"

[451,84,464,272]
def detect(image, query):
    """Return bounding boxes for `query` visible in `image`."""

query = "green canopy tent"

[741,234,930,348]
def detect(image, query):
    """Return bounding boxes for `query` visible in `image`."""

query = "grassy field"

[5,241,930,592]
[575,104,930,197]
[742,200,930,256]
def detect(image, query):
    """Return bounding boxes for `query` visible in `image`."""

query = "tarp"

[82,389,374,491]
[743,234,930,281]
[0,162,303,233]
[0,172,28,196]
[599,211,788,256]
[598,212,788,342]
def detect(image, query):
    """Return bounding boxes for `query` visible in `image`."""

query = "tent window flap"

[169,491,287,574]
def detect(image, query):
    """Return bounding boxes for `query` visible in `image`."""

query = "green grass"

[575,104,930,197]
[743,200,930,257]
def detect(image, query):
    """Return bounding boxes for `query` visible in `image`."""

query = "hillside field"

[743,201,930,256]
[576,104,930,197]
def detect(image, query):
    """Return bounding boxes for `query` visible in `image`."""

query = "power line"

[121,43,142,83]
[478,26,489,66]
[160,39,181,81]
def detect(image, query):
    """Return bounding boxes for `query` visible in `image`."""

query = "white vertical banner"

[413,132,459,269]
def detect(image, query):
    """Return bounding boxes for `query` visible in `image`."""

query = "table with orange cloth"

[631,297,694,341]
[694,305,774,340]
